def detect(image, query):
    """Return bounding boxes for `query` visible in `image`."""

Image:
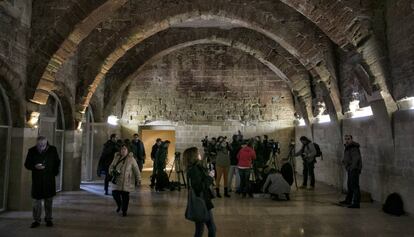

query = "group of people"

[202,133,284,199]
[23,131,362,234]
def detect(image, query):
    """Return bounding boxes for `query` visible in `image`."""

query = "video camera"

[268,139,280,155]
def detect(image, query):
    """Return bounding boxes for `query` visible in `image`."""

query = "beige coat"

[109,152,141,192]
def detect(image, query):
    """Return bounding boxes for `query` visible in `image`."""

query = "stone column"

[7,127,38,211]
[62,130,83,191]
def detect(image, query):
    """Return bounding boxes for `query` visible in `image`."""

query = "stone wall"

[297,108,414,213]
[386,0,414,100]
[122,44,295,123]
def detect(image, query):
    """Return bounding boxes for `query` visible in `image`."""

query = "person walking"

[24,136,61,228]
[295,136,317,189]
[340,135,362,208]
[183,147,216,237]
[237,139,256,198]
[97,134,119,195]
[131,133,146,172]
[109,144,141,216]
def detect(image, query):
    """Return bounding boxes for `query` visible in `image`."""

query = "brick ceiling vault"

[99,28,311,121]
[29,0,395,122]
[76,1,341,120]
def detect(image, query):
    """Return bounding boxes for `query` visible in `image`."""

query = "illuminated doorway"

[140,126,176,172]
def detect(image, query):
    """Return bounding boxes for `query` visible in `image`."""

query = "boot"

[215,188,222,198]
[224,187,231,198]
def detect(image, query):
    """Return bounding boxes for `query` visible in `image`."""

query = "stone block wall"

[122,44,295,123]
[386,0,414,100]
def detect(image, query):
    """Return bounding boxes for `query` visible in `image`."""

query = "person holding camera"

[215,136,231,198]
[109,144,141,217]
[228,134,241,193]
[24,136,61,228]
[295,136,317,189]
[183,147,216,237]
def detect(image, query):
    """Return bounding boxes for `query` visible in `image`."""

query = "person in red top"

[237,139,256,198]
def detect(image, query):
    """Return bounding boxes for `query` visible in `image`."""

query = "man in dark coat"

[155,140,170,191]
[150,138,162,188]
[340,135,362,208]
[97,133,119,195]
[25,136,60,228]
[131,133,146,172]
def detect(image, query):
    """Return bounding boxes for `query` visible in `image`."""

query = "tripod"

[267,152,279,171]
[286,144,298,190]
[168,153,186,189]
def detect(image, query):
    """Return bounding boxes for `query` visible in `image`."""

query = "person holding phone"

[24,136,61,228]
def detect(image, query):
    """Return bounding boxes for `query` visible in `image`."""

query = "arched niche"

[38,92,65,192]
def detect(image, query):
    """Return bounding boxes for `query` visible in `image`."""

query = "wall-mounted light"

[398,97,414,110]
[27,111,40,128]
[346,100,373,118]
[315,114,331,124]
[107,115,119,126]
[76,121,83,132]
[294,117,306,126]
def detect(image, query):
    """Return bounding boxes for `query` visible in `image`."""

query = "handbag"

[110,156,127,184]
[185,178,210,222]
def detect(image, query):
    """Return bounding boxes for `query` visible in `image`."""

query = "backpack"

[313,143,322,158]
[383,193,405,216]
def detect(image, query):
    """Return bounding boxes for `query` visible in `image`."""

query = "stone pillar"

[7,127,38,211]
[62,130,83,191]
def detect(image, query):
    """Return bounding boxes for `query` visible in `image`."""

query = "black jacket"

[187,163,214,210]
[25,145,60,199]
[229,141,241,166]
[97,140,119,174]
[343,142,362,173]
[151,143,159,161]
[132,139,146,161]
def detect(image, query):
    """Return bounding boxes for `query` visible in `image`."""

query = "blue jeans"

[238,168,251,194]
[194,210,216,237]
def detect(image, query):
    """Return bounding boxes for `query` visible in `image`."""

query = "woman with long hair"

[109,144,141,216]
[183,147,216,237]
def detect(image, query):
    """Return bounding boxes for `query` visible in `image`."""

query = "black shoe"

[348,204,360,209]
[224,188,231,198]
[46,221,53,227]
[339,200,351,205]
[116,206,121,213]
[248,193,254,198]
[215,188,222,198]
[105,191,109,195]
[30,222,40,228]
[285,193,290,201]
[122,212,127,217]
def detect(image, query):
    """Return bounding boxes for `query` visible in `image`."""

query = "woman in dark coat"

[183,147,216,237]
[24,136,60,228]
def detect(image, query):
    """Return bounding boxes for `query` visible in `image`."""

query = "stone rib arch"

[74,2,342,116]
[75,11,342,118]
[279,0,395,112]
[94,29,312,122]
[28,0,128,105]
[30,0,395,115]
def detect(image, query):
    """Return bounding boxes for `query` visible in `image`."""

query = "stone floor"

[1,181,413,237]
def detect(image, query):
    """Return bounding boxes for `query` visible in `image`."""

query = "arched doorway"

[0,84,11,211]
[38,92,65,192]
[81,107,94,182]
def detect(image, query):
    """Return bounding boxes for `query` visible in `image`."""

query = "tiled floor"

[1,181,413,237]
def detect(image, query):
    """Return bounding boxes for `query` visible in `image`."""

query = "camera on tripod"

[268,139,280,155]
